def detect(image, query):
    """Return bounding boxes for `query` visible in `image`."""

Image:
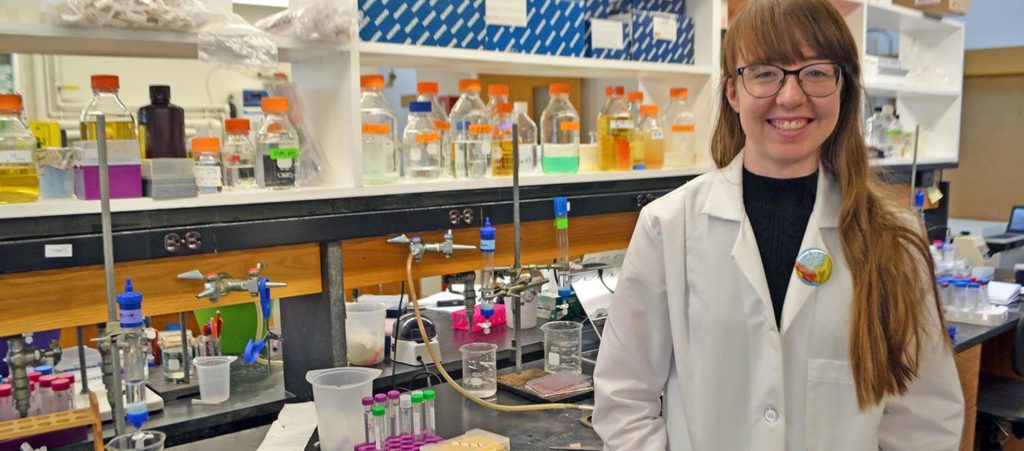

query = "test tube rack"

[0,391,104,450]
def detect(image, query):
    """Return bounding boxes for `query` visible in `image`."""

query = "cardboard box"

[609,0,685,16]
[359,0,485,49]
[611,10,694,64]
[587,18,630,60]
[893,0,969,16]
[484,0,586,57]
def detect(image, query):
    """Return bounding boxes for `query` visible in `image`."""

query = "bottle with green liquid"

[540,84,580,174]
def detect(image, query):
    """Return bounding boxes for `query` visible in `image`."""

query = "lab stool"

[977,315,1024,450]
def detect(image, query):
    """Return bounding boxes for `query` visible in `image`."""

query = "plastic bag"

[198,13,278,71]
[255,0,360,42]
[47,0,213,31]
[265,81,333,187]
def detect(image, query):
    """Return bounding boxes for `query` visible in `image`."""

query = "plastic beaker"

[459,343,497,398]
[306,367,382,451]
[346,302,387,366]
[193,356,237,403]
[105,430,166,450]
[541,321,582,374]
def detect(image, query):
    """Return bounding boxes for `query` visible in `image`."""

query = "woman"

[592,0,964,450]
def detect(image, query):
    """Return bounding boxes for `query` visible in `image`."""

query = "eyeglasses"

[736,62,843,98]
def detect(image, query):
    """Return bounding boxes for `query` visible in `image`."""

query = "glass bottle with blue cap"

[401,101,443,180]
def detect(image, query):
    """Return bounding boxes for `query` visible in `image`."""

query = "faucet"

[5,334,62,418]
[177,262,287,302]
[387,230,476,262]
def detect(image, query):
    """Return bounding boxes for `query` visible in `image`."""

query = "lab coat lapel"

[780,169,841,335]
[704,152,777,330]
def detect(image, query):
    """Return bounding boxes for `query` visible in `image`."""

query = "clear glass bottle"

[541,83,581,174]
[887,113,906,159]
[51,378,72,412]
[638,105,665,170]
[867,104,897,158]
[0,94,39,204]
[403,101,444,180]
[513,102,538,173]
[80,75,138,148]
[626,91,644,123]
[491,103,516,177]
[449,79,491,179]
[255,97,300,189]
[0,384,14,421]
[360,75,399,185]
[664,87,696,168]
[416,82,450,177]
[222,118,258,190]
[486,84,510,121]
[192,137,223,194]
[37,376,55,414]
[598,86,634,171]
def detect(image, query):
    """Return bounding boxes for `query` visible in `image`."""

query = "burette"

[402,122,593,415]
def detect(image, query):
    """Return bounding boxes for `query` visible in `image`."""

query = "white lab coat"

[593,153,964,451]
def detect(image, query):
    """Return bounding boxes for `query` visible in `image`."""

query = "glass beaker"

[541,321,582,374]
[105,430,166,450]
[459,343,497,398]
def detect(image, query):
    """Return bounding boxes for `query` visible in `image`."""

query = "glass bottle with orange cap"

[663,87,696,168]
[637,105,665,170]
[192,137,223,194]
[598,86,634,171]
[540,83,580,174]
[449,79,491,179]
[80,75,137,148]
[415,82,450,177]
[223,118,257,190]
[490,102,516,177]
[486,84,509,121]
[255,96,300,189]
[0,93,39,204]
[359,75,398,185]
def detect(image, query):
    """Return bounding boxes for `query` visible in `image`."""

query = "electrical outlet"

[163,230,205,254]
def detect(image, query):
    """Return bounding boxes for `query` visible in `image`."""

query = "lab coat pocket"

[806,359,883,451]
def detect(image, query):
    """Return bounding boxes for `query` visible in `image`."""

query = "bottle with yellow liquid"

[80,75,138,147]
[598,86,634,171]
[0,94,39,204]
[491,103,515,177]
[637,105,665,170]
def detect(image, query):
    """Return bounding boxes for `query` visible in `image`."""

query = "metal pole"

[180,312,190,383]
[512,123,523,375]
[909,124,921,205]
[76,326,89,394]
[97,114,126,434]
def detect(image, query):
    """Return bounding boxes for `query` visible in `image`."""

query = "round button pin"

[794,248,832,286]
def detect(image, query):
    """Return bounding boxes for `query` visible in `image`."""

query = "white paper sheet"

[591,19,625,50]
[652,15,678,42]
[257,402,319,451]
[485,0,528,27]
[988,281,1021,305]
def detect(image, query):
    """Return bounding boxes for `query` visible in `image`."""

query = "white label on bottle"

[591,19,625,50]
[651,130,665,140]
[44,244,73,258]
[485,0,527,27]
[548,352,560,367]
[611,120,635,130]
[0,150,32,164]
[426,142,440,156]
[653,16,678,42]
[492,145,503,160]
[195,166,222,188]
[276,158,294,169]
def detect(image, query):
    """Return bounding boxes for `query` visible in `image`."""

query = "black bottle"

[138,85,185,159]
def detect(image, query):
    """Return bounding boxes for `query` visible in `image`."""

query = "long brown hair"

[713,0,946,408]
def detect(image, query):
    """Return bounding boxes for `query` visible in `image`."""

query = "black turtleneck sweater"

[742,167,818,327]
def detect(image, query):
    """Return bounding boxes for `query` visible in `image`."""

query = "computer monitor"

[1008,206,1024,233]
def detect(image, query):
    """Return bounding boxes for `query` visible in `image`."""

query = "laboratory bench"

[306,359,603,450]
[49,308,599,450]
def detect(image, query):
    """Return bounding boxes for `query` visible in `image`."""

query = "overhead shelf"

[865,2,964,33]
[0,167,712,220]
[357,42,713,79]
[865,79,960,98]
[0,20,347,61]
